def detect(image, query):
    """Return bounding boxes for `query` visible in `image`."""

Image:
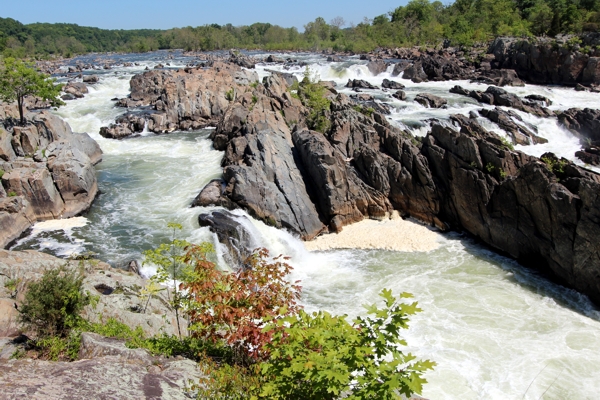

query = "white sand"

[305,211,440,252]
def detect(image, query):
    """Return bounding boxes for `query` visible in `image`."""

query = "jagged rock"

[420,53,468,81]
[2,163,65,220]
[102,62,259,137]
[480,69,525,87]
[489,36,600,86]
[191,178,230,208]
[0,111,101,248]
[524,94,553,107]
[558,108,600,143]
[382,79,405,90]
[198,210,256,268]
[350,94,374,102]
[576,147,600,165]
[229,52,256,69]
[450,85,552,117]
[366,60,388,76]
[478,107,548,145]
[45,141,98,217]
[345,79,378,89]
[391,61,411,77]
[414,93,447,108]
[403,62,428,82]
[266,54,284,63]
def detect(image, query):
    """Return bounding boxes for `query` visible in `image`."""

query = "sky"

[1,0,411,31]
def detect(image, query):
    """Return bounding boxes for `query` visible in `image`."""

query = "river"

[11,51,600,399]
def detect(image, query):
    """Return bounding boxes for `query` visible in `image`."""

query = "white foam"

[305,212,439,252]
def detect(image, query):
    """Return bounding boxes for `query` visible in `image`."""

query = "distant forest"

[1,0,599,58]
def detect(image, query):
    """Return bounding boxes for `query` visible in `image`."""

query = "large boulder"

[0,111,101,248]
[101,62,260,138]
[414,93,447,108]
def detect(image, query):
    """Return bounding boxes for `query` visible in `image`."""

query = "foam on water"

[14,51,600,399]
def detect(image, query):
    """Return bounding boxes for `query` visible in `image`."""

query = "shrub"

[291,67,331,133]
[259,289,436,399]
[182,246,301,364]
[18,266,90,338]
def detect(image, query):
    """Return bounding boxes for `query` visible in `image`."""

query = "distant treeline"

[1,0,599,57]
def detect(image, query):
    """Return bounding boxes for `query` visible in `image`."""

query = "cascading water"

[12,51,600,399]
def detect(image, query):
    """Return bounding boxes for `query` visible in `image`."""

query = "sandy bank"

[304,212,440,252]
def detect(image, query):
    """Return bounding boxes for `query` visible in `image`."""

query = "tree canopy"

[0,57,63,124]
[0,0,599,57]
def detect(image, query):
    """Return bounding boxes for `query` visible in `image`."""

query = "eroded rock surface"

[0,110,101,248]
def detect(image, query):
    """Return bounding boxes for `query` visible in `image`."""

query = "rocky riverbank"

[98,55,600,305]
[0,250,196,399]
[0,105,101,248]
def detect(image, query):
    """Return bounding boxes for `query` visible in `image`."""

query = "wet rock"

[382,79,405,90]
[392,90,406,101]
[449,85,552,117]
[576,147,600,165]
[478,107,548,145]
[366,60,388,76]
[414,93,447,108]
[82,75,99,83]
[198,210,256,268]
[266,54,284,63]
[391,61,411,77]
[345,79,378,89]
[558,108,600,143]
[403,62,428,82]
[64,82,88,98]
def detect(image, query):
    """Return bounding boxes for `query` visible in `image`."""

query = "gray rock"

[414,93,448,108]
[78,332,152,361]
[198,210,256,268]
[382,79,405,90]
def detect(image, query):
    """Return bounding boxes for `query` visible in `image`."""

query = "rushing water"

[12,51,600,399]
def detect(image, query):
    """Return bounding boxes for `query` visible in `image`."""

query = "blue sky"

[2,0,410,31]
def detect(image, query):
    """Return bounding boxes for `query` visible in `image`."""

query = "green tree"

[0,57,64,125]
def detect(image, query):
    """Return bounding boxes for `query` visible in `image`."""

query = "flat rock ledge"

[0,333,202,400]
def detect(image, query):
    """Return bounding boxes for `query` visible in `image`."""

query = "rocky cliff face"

[489,35,600,86]
[0,107,101,248]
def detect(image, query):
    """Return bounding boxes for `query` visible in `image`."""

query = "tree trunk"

[17,95,24,125]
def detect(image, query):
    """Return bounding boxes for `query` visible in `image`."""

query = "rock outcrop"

[101,62,259,138]
[0,110,101,248]
[489,36,600,86]
[449,85,552,118]
[0,338,201,399]
[106,61,600,304]
[0,249,185,337]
